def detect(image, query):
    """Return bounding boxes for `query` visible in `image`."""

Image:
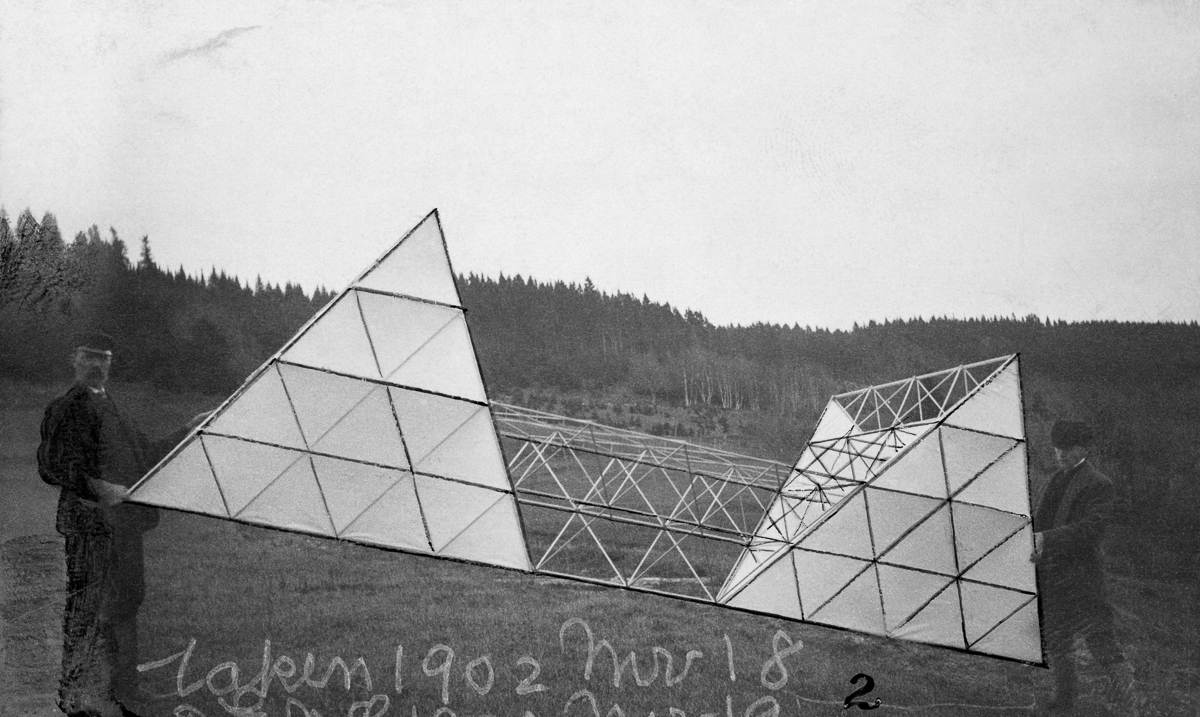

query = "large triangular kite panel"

[131,210,530,576]
[719,355,1041,664]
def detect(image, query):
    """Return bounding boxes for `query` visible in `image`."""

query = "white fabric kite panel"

[959,581,1035,646]
[415,475,507,552]
[355,215,461,306]
[387,315,487,402]
[863,487,944,557]
[792,549,872,619]
[412,407,510,490]
[808,564,886,636]
[890,583,967,650]
[940,426,1017,495]
[206,367,307,451]
[310,456,409,535]
[338,472,431,552]
[309,384,409,470]
[280,294,381,380]
[719,535,790,602]
[877,565,955,632]
[131,439,228,518]
[392,388,486,464]
[438,496,531,571]
[810,400,859,442]
[961,525,1037,593]
[357,290,460,379]
[869,433,948,498]
[725,552,802,619]
[951,502,1029,572]
[237,455,336,537]
[794,491,873,560]
[955,447,1031,516]
[277,363,375,448]
[203,436,306,517]
[878,504,957,576]
[972,599,1042,663]
[943,361,1024,440]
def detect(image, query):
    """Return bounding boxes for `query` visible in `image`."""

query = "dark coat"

[38,384,183,536]
[1033,458,1116,596]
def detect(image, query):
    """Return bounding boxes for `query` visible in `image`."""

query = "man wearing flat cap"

[1031,419,1138,715]
[38,332,203,717]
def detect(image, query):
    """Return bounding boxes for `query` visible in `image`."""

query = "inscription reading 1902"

[137,617,869,717]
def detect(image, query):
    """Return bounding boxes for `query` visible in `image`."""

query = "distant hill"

[4,209,1199,532]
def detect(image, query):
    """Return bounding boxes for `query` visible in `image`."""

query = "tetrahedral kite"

[130,210,1042,665]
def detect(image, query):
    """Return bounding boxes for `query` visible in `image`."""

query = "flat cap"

[73,330,116,357]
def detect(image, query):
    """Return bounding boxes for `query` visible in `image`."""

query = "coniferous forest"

[3,208,1200,542]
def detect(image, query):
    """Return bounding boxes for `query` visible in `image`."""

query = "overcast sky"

[2,0,1198,329]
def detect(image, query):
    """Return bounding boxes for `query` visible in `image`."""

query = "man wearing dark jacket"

[1032,419,1138,715]
[39,333,199,717]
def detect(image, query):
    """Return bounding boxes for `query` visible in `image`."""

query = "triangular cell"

[863,487,943,556]
[891,581,966,649]
[130,439,228,518]
[720,536,791,599]
[310,456,408,534]
[878,504,957,575]
[532,510,623,584]
[962,525,1037,592]
[955,446,1031,516]
[808,563,886,636]
[339,472,431,552]
[877,565,955,632]
[278,362,375,448]
[357,291,461,379]
[943,360,1024,440]
[941,426,1017,495]
[951,502,1029,573]
[310,384,409,469]
[792,549,872,619]
[207,366,307,450]
[795,491,873,560]
[870,433,947,498]
[631,532,713,600]
[388,314,487,402]
[280,293,381,380]
[415,475,506,551]
[413,406,510,490]
[960,581,1036,646]
[971,598,1042,663]
[725,551,803,619]
[392,388,481,464]
[238,455,336,537]
[203,435,306,516]
[355,212,462,306]
[439,495,531,571]
[810,400,858,442]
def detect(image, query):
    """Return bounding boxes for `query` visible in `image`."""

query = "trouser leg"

[104,528,146,705]
[59,532,114,712]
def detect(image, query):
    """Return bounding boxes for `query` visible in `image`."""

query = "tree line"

[4,208,1199,503]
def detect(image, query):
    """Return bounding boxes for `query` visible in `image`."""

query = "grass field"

[3,379,1198,716]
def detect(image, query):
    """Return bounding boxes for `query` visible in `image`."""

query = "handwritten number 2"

[515,655,548,695]
[843,673,881,710]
